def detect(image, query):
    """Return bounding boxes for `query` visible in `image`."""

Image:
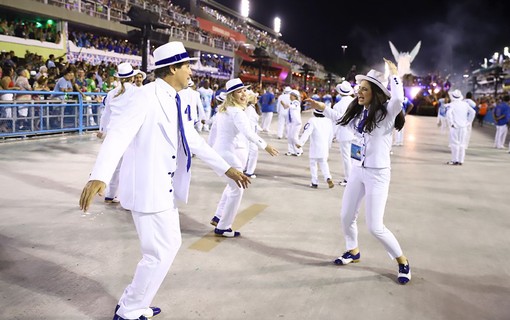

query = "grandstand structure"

[0,0,334,89]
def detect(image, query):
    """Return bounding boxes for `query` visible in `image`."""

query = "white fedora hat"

[283,86,292,93]
[449,89,463,100]
[114,62,135,78]
[133,69,146,80]
[290,89,300,100]
[355,69,391,98]
[335,81,354,96]
[152,41,199,70]
[225,78,250,94]
[216,91,227,102]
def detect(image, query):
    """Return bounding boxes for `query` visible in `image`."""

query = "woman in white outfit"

[244,90,262,178]
[306,59,411,285]
[211,78,279,237]
[97,62,139,203]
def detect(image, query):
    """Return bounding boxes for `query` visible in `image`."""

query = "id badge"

[351,143,362,161]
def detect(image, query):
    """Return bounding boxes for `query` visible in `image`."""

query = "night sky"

[209,0,510,78]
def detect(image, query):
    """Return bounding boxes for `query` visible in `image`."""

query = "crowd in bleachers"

[0,17,61,43]
[69,30,141,55]
[200,5,325,73]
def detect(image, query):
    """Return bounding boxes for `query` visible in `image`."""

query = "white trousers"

[437,115,448,133]
[338,140,352,182]
[261,112,273,132]
[465,123,472,149]
[309,157,332,184]
[393,128,404,146]
[449,126,467,163]
[105,158,121,199]
[287,122,302,154]
[277,112,288,138]
[244,141,259,175]
[215,148,248,229]
[340,166,403,259]
[117,207,182,319]
[494,125,508,149]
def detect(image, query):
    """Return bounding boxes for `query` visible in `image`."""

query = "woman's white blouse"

[213,106,267,159]
[356,75,404,168]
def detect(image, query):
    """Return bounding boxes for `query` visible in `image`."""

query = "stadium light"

[241,0,249,18]
[274,17,281,34]
[341,45,348,55]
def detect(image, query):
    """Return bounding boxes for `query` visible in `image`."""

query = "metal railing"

[0,90,106,139]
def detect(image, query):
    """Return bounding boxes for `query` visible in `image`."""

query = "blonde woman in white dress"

[210,78,279,237]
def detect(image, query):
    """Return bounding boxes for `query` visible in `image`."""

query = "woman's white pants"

[340,166,403,259]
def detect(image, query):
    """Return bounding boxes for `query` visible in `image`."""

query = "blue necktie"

[175,93,191,172]
[357,109,368,133]
[288,108,292,123]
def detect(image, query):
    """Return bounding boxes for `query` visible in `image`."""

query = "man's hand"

[264,145,279,156]
[79,180,107,212]
[225,167,251,189]
[304,99,326,111]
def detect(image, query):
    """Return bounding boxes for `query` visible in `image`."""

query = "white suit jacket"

[358,75,403,168]
[178,87,205,125]
[447,100,476,128]
[99,83,136,136]
[298,116,333,158]
[331,95,355,142]
[213,106,267,169]
[324,75,403,169]
[89,78,230,213]
[277,93,291,115]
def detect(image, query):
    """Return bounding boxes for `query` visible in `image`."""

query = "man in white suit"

[79,41,250,320]
[332,81,355,186]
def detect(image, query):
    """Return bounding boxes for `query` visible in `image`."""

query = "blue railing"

[0,90,107,138]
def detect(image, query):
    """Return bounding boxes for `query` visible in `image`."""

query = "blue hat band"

[227,82,244,93]
[155,52,190,66]
[118,70,134,77]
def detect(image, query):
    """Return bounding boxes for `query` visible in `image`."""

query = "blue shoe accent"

[113,314,148,320]
[210,216,220,226]
[333,251,361,265]
[214,228,240,237]
[397,262,411,284]
[150,307,161,316]
[114,305,160,319]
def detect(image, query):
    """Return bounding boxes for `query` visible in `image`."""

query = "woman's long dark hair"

[338,81,405,132]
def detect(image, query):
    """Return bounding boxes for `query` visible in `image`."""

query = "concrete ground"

[0,114,509,320]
